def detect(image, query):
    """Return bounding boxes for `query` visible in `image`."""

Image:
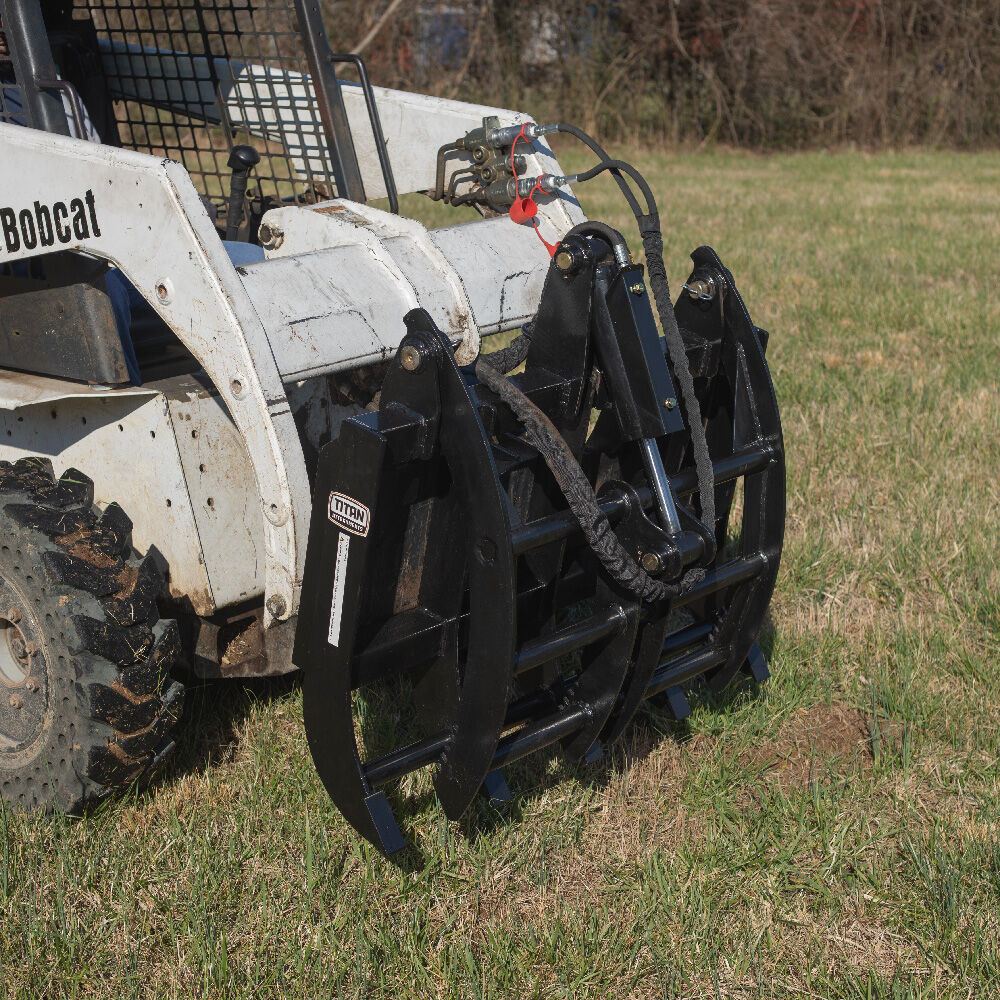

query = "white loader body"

[0,80,583,672]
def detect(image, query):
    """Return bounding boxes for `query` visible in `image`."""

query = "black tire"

[0,456,183,811]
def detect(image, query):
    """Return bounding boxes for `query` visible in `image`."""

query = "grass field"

[3,148,1000,998]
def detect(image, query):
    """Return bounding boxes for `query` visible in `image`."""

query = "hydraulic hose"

[479,324,533,375]
[562,220,631,265]
[475,356,678,602]
[479,123,718,582]
[554,123,644,219]
[553,123,717,540]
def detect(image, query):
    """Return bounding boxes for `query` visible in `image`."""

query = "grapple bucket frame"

[293,237,785,854]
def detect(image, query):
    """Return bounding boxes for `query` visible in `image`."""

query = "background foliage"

[326,0,1000,148]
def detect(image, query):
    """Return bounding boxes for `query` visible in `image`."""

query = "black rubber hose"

[573,159,657,219]
[479,324,533,373]
[563,220,631,261]
[475,357,678,602]
[554,122,644,218]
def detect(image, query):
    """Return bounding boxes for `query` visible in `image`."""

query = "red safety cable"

[509,125,558,257]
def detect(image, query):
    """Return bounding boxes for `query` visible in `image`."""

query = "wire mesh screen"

[73,0,340,209]
[0,80,26,127]
[0,49,27,127]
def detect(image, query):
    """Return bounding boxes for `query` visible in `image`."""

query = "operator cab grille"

[73,0,340,214]
[0,69,25,127]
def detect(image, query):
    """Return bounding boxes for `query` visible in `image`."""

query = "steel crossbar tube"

[645,646,728,698]
[662,620,717,656]
[514,605,627,676]
[490,707,590,770]
[362,554,767,787]
[671,444,775,496]
[671,552,769,609]
[511,444,773,555]
[364,616,728,788]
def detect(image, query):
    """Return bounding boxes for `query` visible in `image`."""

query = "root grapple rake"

[294,233,785,853]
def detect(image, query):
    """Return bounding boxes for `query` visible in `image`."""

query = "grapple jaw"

[293,234,785,854]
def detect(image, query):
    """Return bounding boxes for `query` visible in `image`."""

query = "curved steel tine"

[299,421,404,852]
[416,319,518,820]
[682,248,784,694]
[560,596,640,761]
[600,605,670,745]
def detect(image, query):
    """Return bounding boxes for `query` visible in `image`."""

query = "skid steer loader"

[0,0,785,852]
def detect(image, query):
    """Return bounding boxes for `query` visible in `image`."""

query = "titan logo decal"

[1,189,102,254]
[328,491,370,537]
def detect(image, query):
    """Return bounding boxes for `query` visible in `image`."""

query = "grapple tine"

[600,608,670,744]
[482,770,512,805]
[296,421,406,853]
[559,585,639,762]
[743,643,770,684]
[675,247,785,695]
[428,318,518,819]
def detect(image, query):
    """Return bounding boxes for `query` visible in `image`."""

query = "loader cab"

[0,0,374,385]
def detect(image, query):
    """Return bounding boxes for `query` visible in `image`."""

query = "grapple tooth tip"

[743,643,770,684]
[364,792,406,855]
[665,686,692,721]
[583,742,604,765]
[482,770,511,805]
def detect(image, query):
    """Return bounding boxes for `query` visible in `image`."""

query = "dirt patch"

[613,701,875,791]
[112,564,138,600]
[222,618,262,666]
[467,703,880,922]
[740,702,872,788]
[55,528,116,569]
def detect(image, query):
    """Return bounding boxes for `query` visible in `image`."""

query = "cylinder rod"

[639,438,683,535]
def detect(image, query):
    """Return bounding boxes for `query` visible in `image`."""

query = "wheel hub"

[0,581,49,755]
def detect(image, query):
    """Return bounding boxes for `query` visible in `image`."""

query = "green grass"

[4,148,1000,998]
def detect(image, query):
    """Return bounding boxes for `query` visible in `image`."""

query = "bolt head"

[8,694,22,710]
[629,282,645,296]
[641,551,662,574]
[25,678,39,693]
[399,345,422,372]
[685,275,717,302]
[663,397,677,410]
[555,249,575,272]
[6,606,20,624]
[265,594,287,619]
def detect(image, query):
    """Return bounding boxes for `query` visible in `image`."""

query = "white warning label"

[327,532,351,647]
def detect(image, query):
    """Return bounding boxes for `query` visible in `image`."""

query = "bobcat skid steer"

[0,0,784,852]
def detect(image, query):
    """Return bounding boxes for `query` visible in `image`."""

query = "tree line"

[328,1,1000,148]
